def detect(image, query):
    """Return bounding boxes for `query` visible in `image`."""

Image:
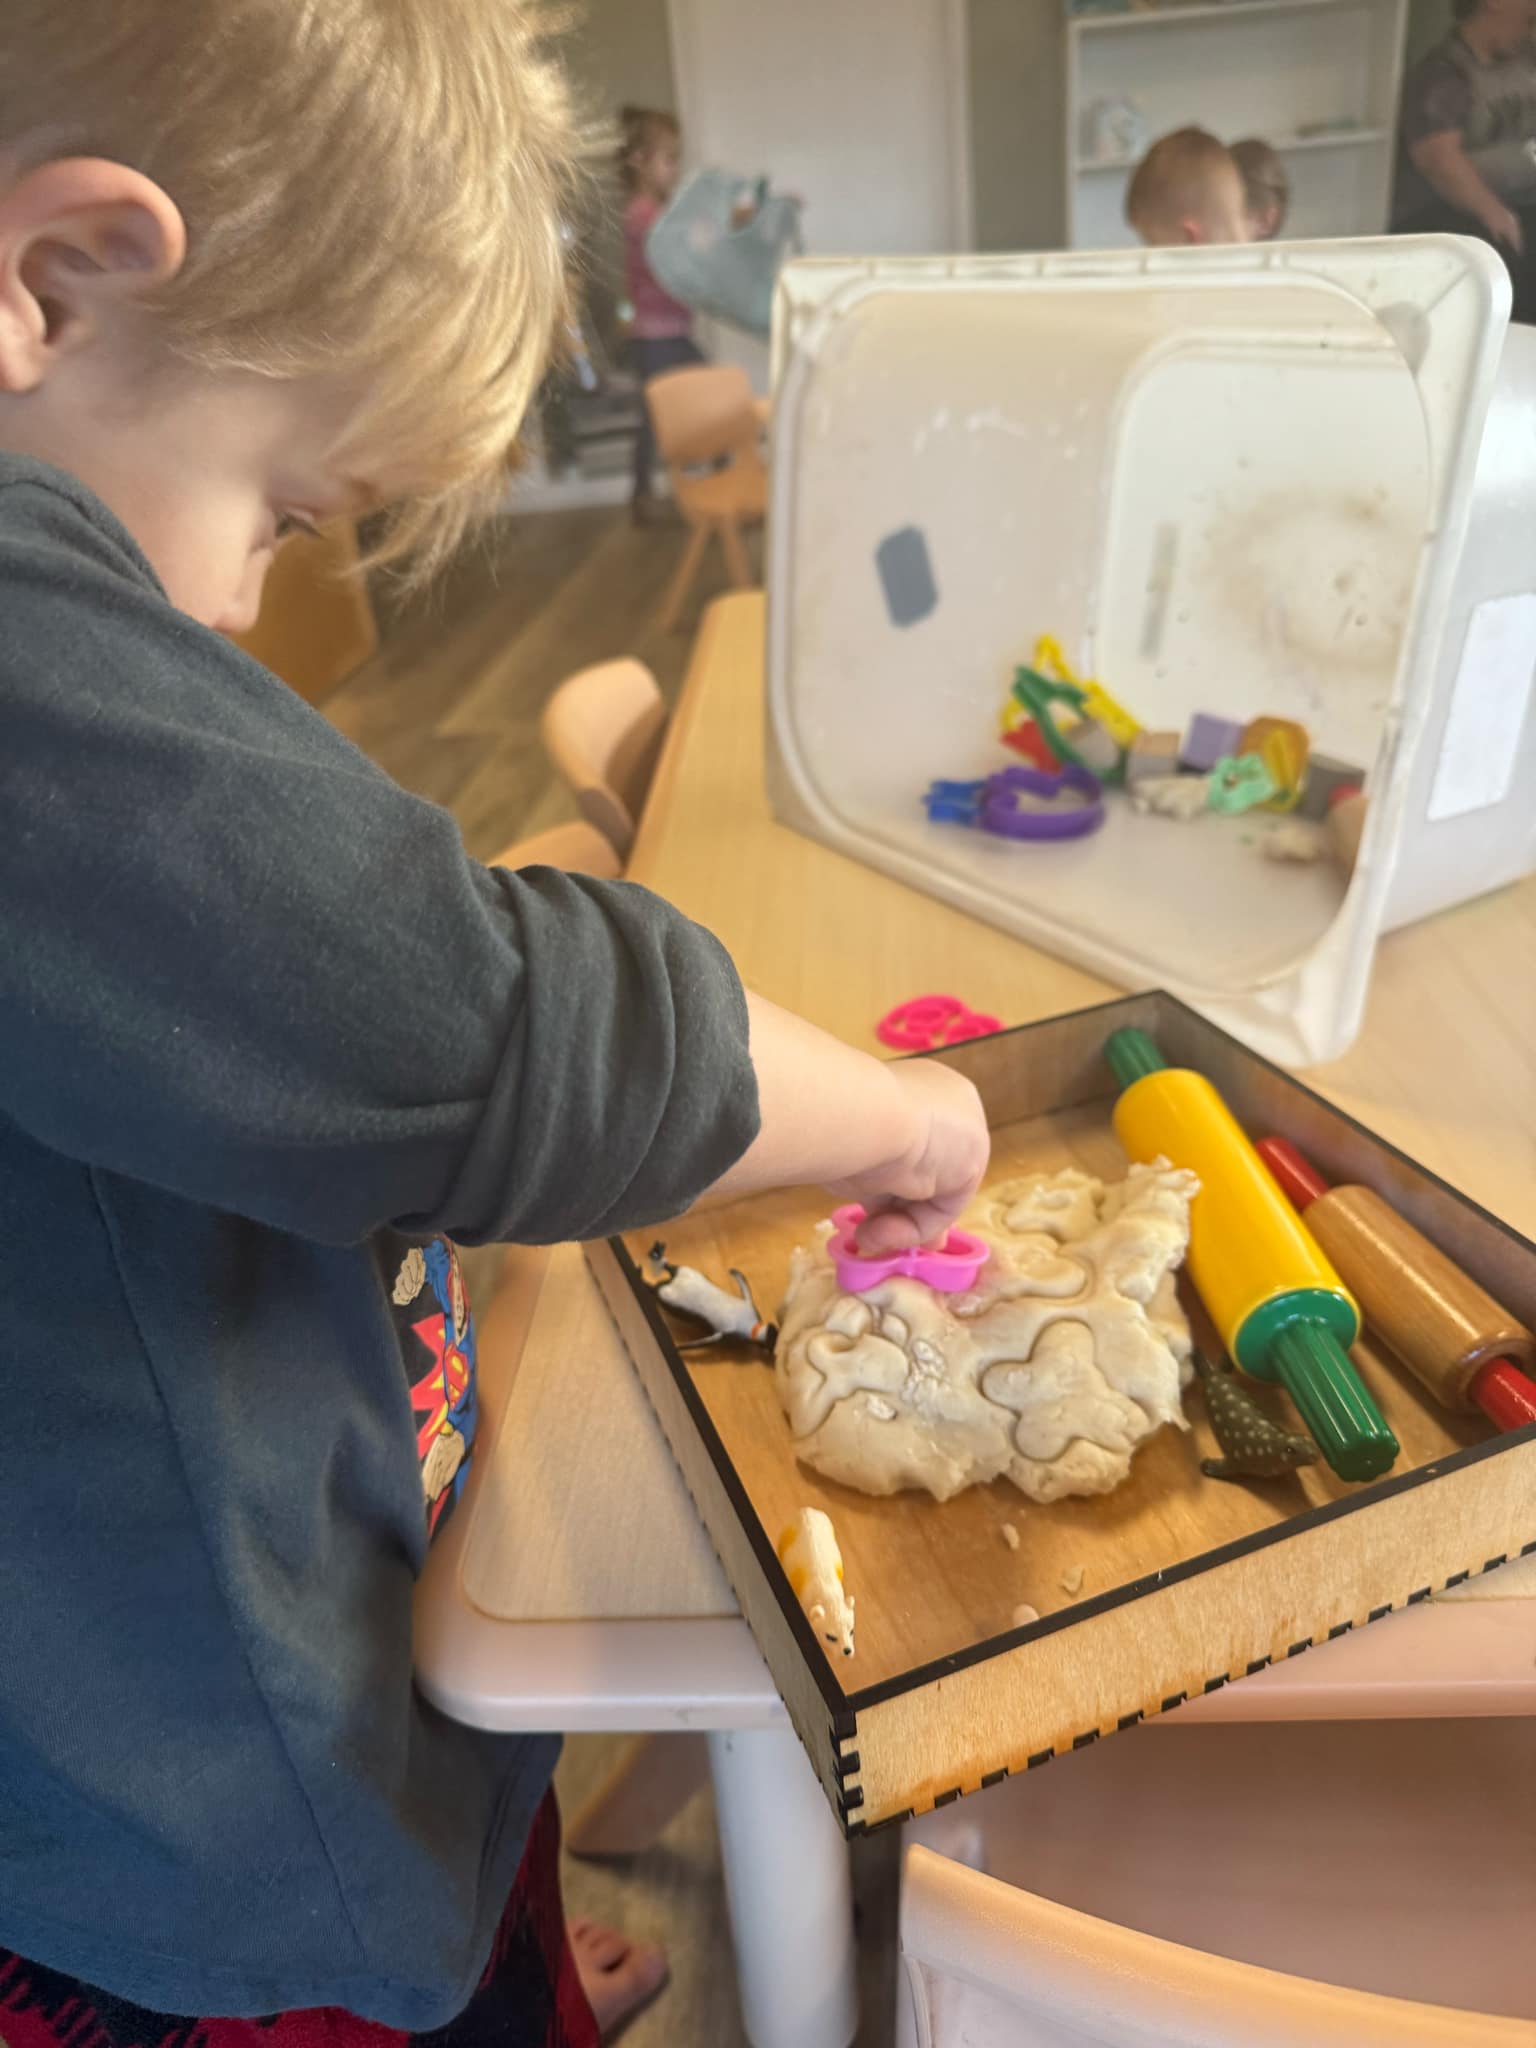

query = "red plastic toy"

[876,996,1002,1052]
[1000,718,1059,772]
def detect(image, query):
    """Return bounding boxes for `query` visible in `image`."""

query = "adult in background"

[1393,0,1536,321]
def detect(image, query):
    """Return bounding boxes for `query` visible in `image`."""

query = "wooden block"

[1297,751,1365,822]
[1124,729,1182,787]
[1180,712,1243,773]
[587,991,1536,1834]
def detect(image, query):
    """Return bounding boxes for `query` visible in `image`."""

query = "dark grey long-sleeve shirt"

[0,456,759,2024]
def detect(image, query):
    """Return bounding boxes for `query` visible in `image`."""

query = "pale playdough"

[774,1162,1198,1504]
[1260,820,1327,864]
[1130,774,1211,821]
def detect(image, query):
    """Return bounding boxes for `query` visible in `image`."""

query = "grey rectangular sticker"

[876,526,938,628]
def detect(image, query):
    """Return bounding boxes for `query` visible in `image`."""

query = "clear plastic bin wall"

[765,240,1513,1066]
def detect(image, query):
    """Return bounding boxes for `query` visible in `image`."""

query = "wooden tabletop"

[414,590,1536,1733]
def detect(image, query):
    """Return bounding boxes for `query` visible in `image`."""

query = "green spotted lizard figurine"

[1192,1348,1318,1480]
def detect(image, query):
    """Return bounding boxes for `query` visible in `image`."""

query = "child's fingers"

[854,1201,957,1254]
[852,1207,920,1254]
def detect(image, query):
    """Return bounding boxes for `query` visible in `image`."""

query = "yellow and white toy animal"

[776,1507,856,1659]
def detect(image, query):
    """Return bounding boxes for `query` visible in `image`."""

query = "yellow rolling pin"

[1105,1030,1400,1482]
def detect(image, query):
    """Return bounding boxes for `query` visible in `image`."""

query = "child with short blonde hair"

[1125,127,1253,246]
[0,5,989,2043]
[1231,136,1291,240]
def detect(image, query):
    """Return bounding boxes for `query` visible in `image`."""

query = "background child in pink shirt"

[620,106,704,517]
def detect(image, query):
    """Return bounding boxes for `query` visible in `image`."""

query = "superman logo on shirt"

[390,1237,479,1537]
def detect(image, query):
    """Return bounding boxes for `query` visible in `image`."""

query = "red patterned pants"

[0,1794,597,2048]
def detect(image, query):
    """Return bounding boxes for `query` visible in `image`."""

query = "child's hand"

[831,1060,990,1252]
[709,993,991,1239]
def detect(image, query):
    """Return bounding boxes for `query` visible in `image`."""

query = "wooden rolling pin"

[1258,1138,1536,1430]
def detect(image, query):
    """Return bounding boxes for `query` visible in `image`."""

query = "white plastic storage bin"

[765,239,1532,1065]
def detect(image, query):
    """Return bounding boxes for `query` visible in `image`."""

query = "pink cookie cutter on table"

[877,995,1003,1052]
[828,1205,989,1295]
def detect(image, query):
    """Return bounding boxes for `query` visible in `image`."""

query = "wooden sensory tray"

[585,991,1536,1835]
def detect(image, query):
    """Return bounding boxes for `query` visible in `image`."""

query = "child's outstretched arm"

[709,993,989,1249]
[0,466,987,1253]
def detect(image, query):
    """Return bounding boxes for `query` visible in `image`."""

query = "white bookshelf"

[1064,0,1409,249]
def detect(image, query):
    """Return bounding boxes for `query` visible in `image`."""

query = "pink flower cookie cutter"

[876,995,1003,1053]
[828,1205,989,1295]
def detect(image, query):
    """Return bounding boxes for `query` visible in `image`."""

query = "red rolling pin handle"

[1471,1359,1536,1431]
[1258,1137,1536,1433]
[1261,1139,1330,1212]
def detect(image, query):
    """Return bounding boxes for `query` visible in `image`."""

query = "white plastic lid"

[764,238,1508,1065]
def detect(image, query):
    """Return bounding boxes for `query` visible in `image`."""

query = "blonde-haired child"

[618,104,703,518]
[0,4,989,2043]
[1125,127,1253,246]
[1231,136,1291,241]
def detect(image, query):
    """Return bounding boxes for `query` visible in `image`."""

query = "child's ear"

[0,158,186,393]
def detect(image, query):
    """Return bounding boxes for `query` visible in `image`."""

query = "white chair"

[899,1718,1536,2047]
[899,1846,1531,2047]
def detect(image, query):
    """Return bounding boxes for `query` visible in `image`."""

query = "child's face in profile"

[46,356,374,634]
[0,158,382,633]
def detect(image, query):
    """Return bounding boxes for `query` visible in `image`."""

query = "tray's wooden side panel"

[583,1238,858,1817]
[846,1432,1536,1829]
[1155,995,1536,1330]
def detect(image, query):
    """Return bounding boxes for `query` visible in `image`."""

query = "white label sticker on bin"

[1428,594,1536,823]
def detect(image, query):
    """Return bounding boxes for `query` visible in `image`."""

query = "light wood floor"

[327,506,898,2047]
[329,504,761,861]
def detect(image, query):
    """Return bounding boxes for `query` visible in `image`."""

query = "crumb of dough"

[1130,773,1210,821]
[1000,1522,1021,1550]
[1010,1602,1040,1628]
[1261,820,1326,864]
[1059,1565,1085,1596]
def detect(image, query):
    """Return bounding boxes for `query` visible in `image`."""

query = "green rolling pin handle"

[1104,1027,1165,1084]
[1269,1323,1400,1482]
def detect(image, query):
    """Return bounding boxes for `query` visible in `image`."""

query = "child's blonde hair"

[0,0,582,576]
[1125,127,1244,245]
[1231,137,1290,238]
[618,106,680,194]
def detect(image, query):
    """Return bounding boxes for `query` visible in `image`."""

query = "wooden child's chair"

[539,659,668,863]
[645,365,767,632]
[232,520,377,704]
